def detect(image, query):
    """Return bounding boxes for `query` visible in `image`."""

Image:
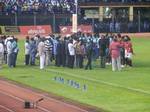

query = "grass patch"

[1,37,150,112]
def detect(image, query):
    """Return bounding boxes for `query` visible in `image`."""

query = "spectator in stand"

[0,0,76,15]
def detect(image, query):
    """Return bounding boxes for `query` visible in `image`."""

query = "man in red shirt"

[109,37,122,71]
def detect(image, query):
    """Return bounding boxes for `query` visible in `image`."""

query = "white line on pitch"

[0,105,15,112]
[0,90,52,112]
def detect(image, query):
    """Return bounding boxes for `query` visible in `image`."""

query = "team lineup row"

[0,33,133,71]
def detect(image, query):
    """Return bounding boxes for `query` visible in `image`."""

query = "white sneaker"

[106,63,109,65]
[121,65,125,68]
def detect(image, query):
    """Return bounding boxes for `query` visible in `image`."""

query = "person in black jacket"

[60,38,66,67]
[99,35,107,68]
[85,39,93,70]
[55,37,61,67]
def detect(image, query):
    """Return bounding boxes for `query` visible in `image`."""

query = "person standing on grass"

[38,37,46,69]
[109,37,122,71]
[55,37,62,67]
[85,39,93,70]
[68,39,75,68]
[117,34,125,68]
[0,40,4,69]
[124,36,134,67]
[29,38,37,65]
[99,35,107,68]
[1,35,7,64]
[79,40,86,68]
[25,36,30,65]
[75,40,81,68]
[6,37,13,68]
[44,38,53,66]
[12,38,19,67]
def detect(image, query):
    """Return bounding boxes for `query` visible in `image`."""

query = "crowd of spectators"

[79,0,150,3]
[0,0,150,15]
[0,0,76,15]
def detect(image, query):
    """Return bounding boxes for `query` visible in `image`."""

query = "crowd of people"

[0,0,76,15]
[1,0,149,15]
[0,32,134,71]
[0,36,19,69]
[79,0,150,3]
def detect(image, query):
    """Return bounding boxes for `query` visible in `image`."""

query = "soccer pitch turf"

[0,37,150,112]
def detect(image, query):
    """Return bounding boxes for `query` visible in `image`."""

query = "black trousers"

[68,55,75,68]
[25,54,30,65]
[62,54,66,67]
[55,54,61,67]
[4,52,7,64]
[79,55,84,68]
[125,58,132,67]
[100,56,106,68]
[85,55,92,70]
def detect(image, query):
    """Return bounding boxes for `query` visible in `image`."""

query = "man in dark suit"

[99,35,107,68]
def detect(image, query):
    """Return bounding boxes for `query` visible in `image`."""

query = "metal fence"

[0,13,149,33]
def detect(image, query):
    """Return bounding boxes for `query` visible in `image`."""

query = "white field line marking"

[45,68,150,95]
[0,90,52,112]
[0,80,89,112]
[0,105,15,112]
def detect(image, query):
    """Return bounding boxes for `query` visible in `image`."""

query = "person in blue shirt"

[29,38,37,65]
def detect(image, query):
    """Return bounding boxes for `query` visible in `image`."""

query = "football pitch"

[0,37,150,112]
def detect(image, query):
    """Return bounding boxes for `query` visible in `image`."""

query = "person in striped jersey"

[44,36,53,66]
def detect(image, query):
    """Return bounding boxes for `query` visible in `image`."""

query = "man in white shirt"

[6,38,13,67]
[68,39,75,68]
[0,40,4,69]
[38,38,46,69]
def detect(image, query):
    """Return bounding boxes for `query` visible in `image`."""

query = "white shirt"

[38,41,45,56]
[7,41,12,54]
[68,43,75,56]
[25,42,30,55]
[0,43,4,53]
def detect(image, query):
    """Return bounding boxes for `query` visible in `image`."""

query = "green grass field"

[0,37,150,112]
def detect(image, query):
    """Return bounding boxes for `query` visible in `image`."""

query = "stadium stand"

[0,0,150,33]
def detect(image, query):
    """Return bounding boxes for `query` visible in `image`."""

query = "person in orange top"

[124,36,134,67]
